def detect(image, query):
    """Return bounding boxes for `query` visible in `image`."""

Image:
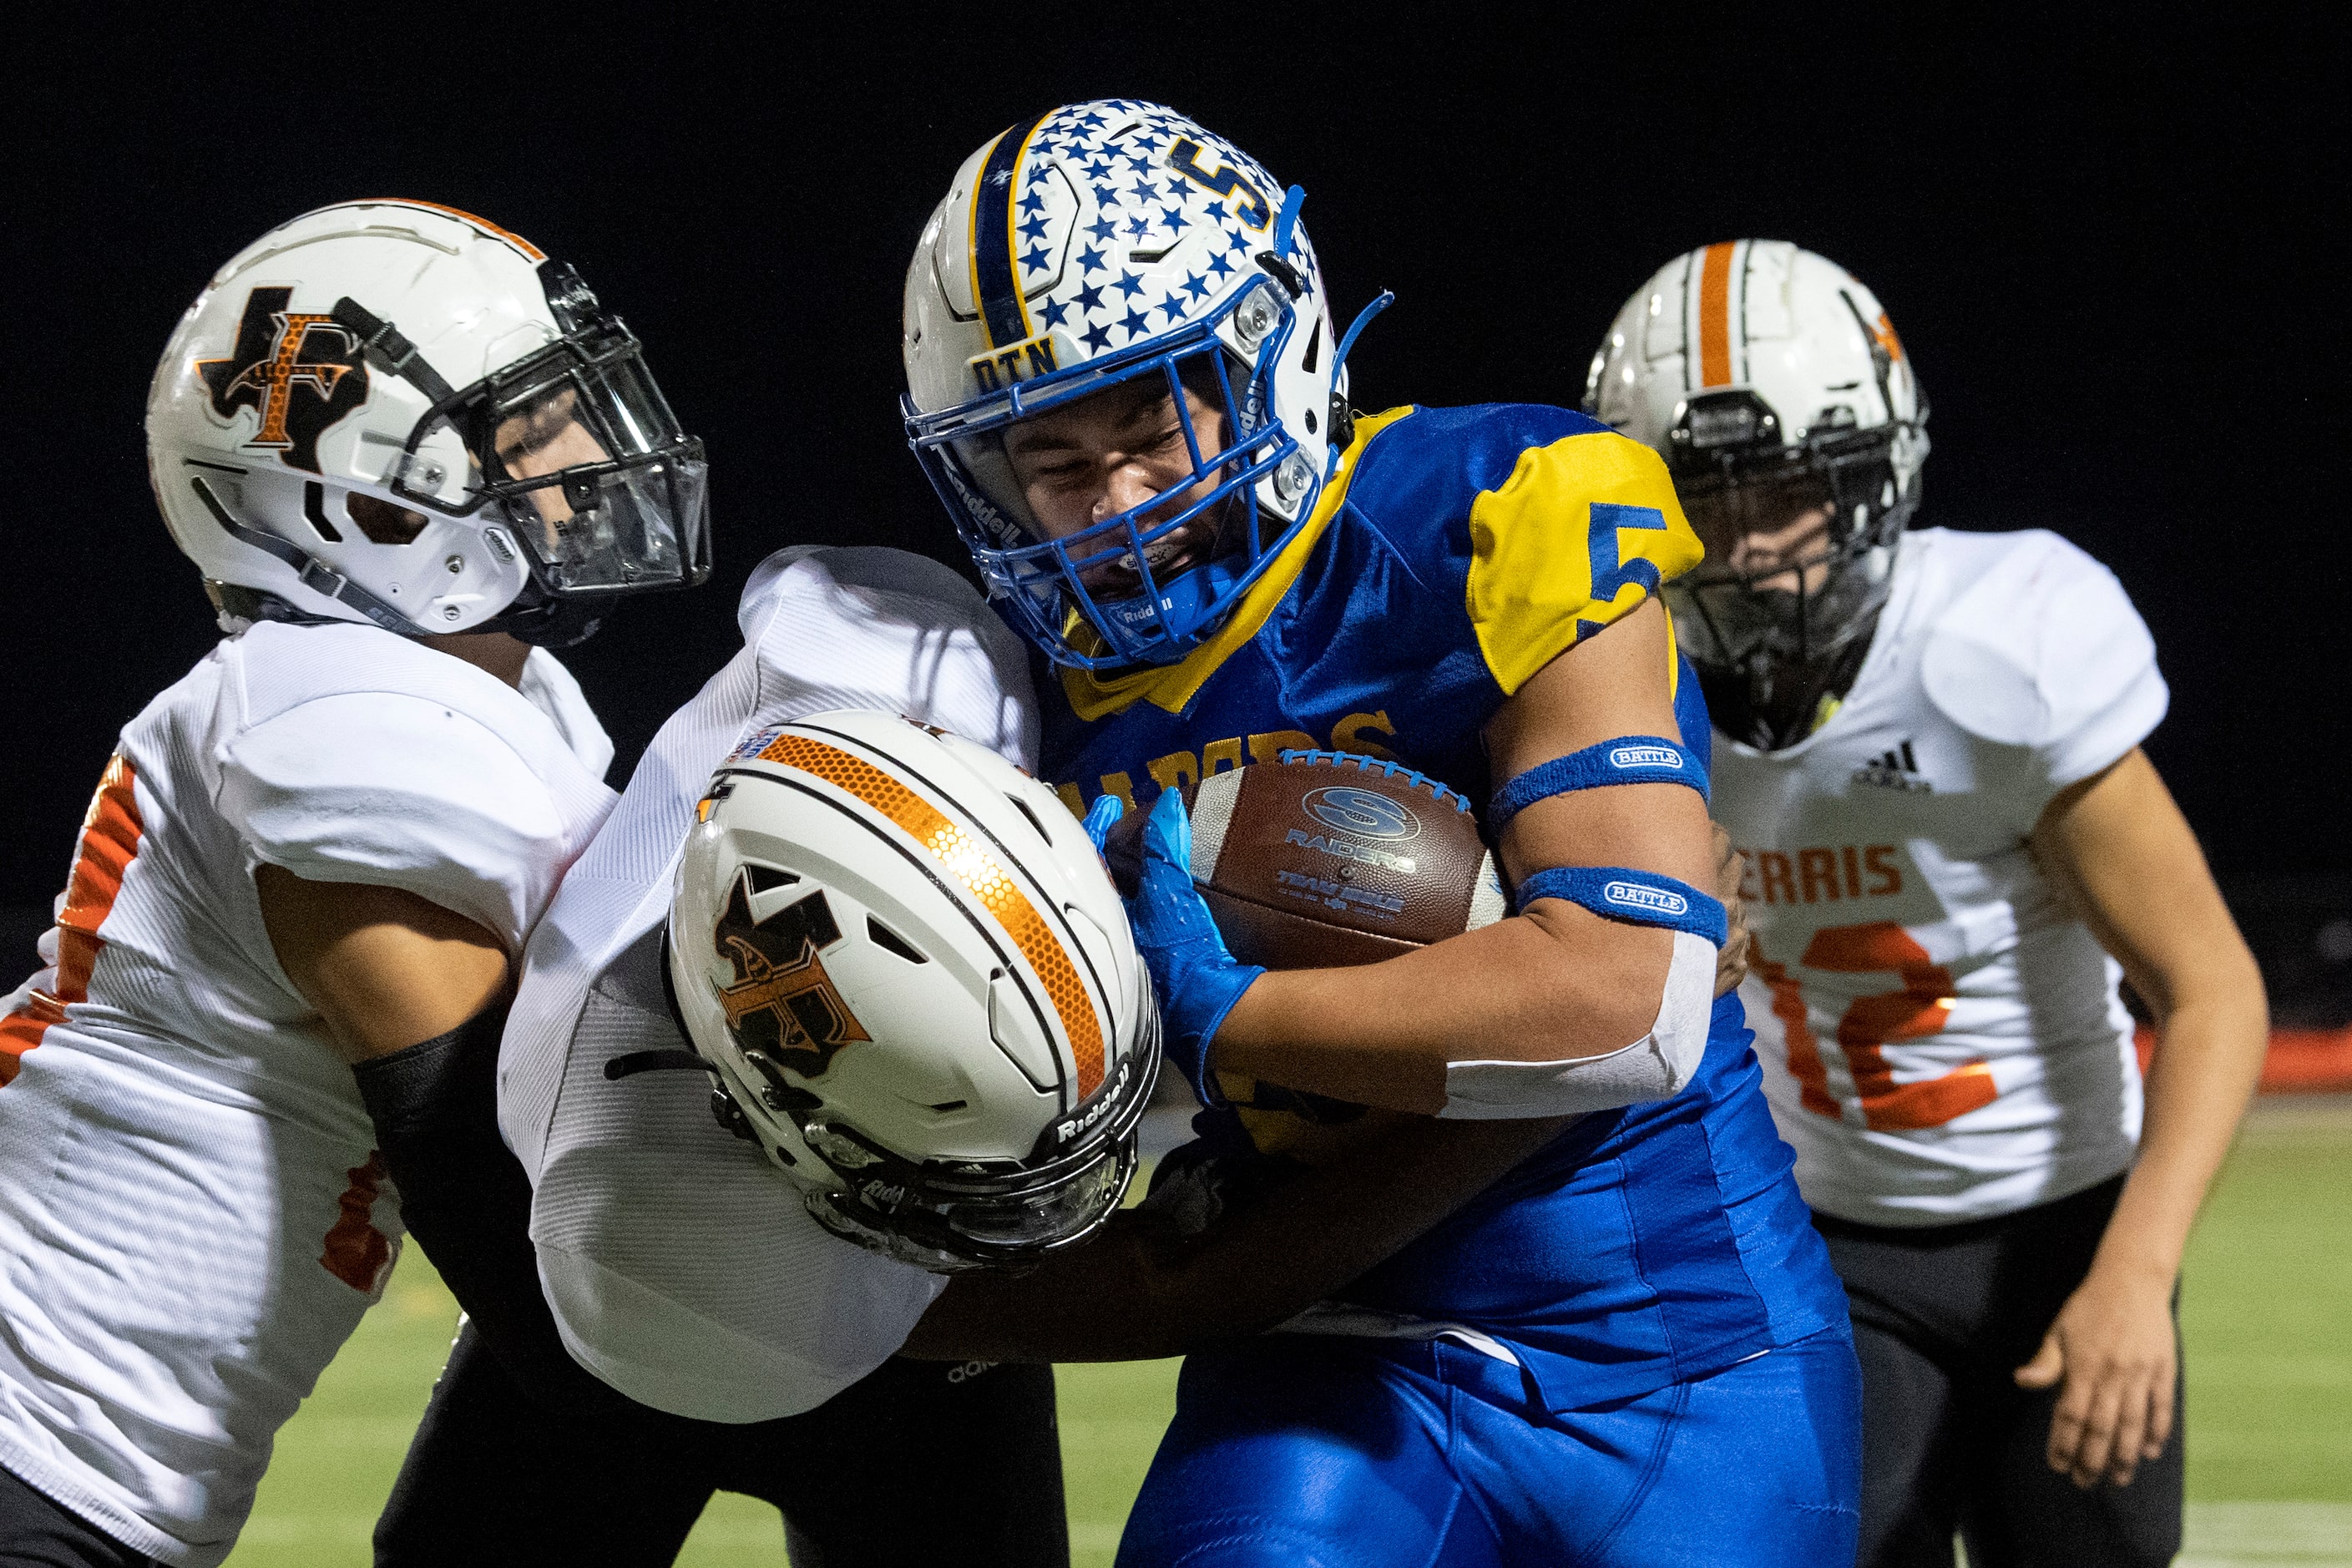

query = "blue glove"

[1081,792,1125,852]
[1122,788,1264,1106]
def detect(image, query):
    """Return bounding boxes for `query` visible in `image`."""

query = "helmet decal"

[195,287,370,473]
[1695,239,1738,388]
[1166,136,1272,229]
[754,731,1107,1096]
[711,875,871,1078]
[971,114,1050,349]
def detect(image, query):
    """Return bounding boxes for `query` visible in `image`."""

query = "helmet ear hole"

[346,491,428,545]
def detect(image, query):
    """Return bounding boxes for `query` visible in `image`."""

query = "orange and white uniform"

[500,545,1036,1423]
[1712,529,2167,1225]
[0,622,614,1565]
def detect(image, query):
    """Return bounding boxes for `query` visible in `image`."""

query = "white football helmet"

[1586,240,1928,746]
[147,200,709,645]
[902,100,1387,670]
[666,710,1159,1272]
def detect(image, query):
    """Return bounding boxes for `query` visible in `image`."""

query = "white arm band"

[1435,931,1717,1120]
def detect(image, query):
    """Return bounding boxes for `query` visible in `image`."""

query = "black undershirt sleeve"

[352,999,711,1443]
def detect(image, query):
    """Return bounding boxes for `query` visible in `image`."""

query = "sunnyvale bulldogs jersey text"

[0,624,614,1566]
[1044,402,1848,1413]
[499,546,1036,1424]
[1711,529,2168,1225]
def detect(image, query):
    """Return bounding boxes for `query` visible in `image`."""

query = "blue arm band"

[1514,866,1729,947]
[1486,736,1708,835]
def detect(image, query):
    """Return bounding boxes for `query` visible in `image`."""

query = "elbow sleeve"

[1436,930,1716,1120]
[353,1004,709,1438]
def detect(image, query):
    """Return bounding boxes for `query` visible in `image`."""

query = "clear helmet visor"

[938,1143,1130,1249]
[478,333,711,594]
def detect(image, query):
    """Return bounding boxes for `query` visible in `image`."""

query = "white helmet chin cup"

[1586,240,1929,680]
[147,199,709,638]
[667,710,1160,1272]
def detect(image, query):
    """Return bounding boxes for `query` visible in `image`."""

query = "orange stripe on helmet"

[0,755,143,1083]
[358,199,547,260]
[1697,240,1737,387]
[756,735,1107,1099]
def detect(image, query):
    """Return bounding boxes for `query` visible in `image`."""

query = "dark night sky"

[2,10,2340,910]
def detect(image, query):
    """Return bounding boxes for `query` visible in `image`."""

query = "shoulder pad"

[220,689,594,948]
[1919,530,2162,750]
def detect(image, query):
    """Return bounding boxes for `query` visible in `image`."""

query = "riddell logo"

[1055,1057,1131,1145]
[196,286,369,473]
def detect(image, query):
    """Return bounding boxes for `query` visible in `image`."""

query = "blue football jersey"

[1039,402,1847,1413]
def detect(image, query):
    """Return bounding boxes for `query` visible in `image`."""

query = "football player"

[1587,240,2269,1567]
[0,201,707,1566]
[890,102,1862,1567]
[488,538,1672,1563]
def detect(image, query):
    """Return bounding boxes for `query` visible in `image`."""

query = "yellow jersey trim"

[1060,406,1419,722]
[1464,430,1702,697]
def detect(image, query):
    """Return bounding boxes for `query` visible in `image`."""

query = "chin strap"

[1702,626,1879,751]
[187,474,420,635]
[331,296,459,407]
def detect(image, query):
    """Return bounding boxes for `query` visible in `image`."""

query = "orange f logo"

[711,876,871,1078]
[197,287,370,473]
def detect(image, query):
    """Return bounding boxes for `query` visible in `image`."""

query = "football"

[1105,750,1507,969]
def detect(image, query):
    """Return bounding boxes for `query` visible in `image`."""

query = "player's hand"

[2013,1260,2177,1488]
[1124,788,1265,1105]
[1711,821,1750,997]
[1081,793,1125,853]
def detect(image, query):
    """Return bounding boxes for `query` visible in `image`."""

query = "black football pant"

[0,1465,156,1568]
[376,1321,1067,1567]
[1812,1173,2184,1568]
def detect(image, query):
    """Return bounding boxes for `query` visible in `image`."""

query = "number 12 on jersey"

[1754,921,1997,1130]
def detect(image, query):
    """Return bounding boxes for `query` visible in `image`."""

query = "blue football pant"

[1116,1331,1861,1568]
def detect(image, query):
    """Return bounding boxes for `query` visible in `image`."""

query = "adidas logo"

[1852,740,1934,793]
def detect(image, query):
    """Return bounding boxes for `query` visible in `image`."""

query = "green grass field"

[223,1102,2351,1567]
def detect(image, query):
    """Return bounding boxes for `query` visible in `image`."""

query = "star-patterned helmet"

[903,101,1348,670]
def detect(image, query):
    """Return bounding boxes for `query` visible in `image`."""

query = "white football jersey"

[0,623,614,1566]
[1711,529,2167,1227]
[501,545,1036,1424]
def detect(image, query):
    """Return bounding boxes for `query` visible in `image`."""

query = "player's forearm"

[1208,907,1677,1114]
[2095,973,2269,1281]
[903,1113,1571,1362]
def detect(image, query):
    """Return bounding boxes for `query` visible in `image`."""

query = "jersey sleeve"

[736,544,1039,766]
[524,930,943,1422]
[517,649,616,781]
[1464,422,1702,695]
[217,692,581,951]
[1920,530,2168,827]
[1347,405,1703,697]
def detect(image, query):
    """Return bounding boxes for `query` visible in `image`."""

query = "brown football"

[1103,751,1507,969]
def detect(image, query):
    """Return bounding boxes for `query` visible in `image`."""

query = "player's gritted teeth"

[1002,369,1239,595]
